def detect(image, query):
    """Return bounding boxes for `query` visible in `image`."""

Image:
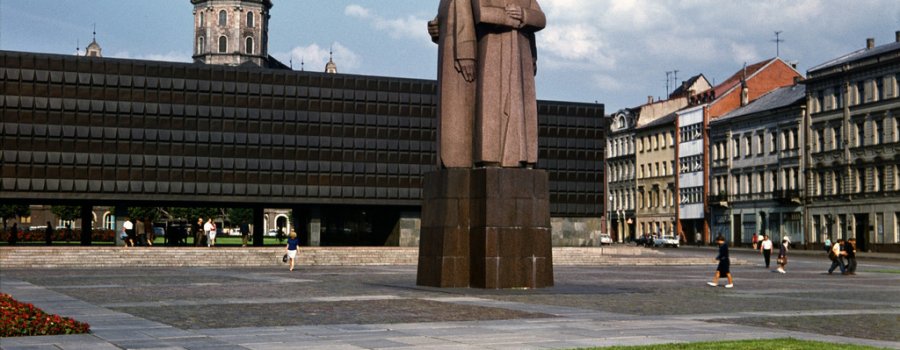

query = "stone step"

[0,246,709,269]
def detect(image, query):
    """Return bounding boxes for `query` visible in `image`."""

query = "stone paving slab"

[2,250,899,350]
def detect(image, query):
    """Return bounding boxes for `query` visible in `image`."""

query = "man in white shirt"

[204,218,216,247]
[122,218,134,247]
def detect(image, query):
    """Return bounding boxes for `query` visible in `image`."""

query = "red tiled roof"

[712,58,775,98]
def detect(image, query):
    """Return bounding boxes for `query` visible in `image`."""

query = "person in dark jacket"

[707,235,733,288]
[45,221,54,245]
[843,238,857,275]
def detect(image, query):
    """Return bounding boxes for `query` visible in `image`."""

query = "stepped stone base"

[0,246,727,269]
[417,168,554,289]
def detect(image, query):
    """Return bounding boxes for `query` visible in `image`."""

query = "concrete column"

[252,207,264,247]
[308,208,321,247]
[80,205,93,245]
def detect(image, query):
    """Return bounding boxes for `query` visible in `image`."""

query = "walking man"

[827,238,845,274]
[758,234,773,268]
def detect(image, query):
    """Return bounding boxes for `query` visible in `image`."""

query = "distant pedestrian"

[45,221,54,245]
[8,223,18,245]
[135,218,146,246]
[194,217,204,246]
[695,232,702,246]
[707,235,733,288]
[827,238,845,274]
[843,238,857,275]
[776,236,789,273]
[285,230,300,271]
[145,220,155,246]
[823,236,832,252]
[759,234,773,268]
[204,218,215,247]
[240,223,250,247]
[752,232,759,249]
[122,218,135,247]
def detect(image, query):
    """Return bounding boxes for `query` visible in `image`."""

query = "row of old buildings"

[606,33,900,252]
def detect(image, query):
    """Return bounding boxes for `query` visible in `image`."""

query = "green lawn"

[865,269,900,274]
[573,338,889,350]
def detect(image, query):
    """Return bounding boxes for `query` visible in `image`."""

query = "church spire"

[325,44,337,74]
[85,23,102,57]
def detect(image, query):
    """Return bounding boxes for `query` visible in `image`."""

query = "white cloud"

[274,42,361,73]
[729,43,760,65]
[344,4,430,43]
[110,51,192,63]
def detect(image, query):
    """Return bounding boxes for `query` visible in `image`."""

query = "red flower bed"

[2,229,115,243]
[0,293,90,337]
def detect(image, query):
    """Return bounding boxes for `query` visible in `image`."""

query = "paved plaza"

[1,248,898,349]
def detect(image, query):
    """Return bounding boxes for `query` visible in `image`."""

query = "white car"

[653,235,680,248]
[599,233,613,245]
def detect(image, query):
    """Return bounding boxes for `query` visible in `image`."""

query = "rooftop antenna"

[772,31,784,57]
[665,71,673,97]
[673,69,679,91]
[75,39,80,56]
[92,23,96,41]
[289,56,293,69]
[301,56,305,71]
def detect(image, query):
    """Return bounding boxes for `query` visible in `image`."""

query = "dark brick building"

[1,50,605,246]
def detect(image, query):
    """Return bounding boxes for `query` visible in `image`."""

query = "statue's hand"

[427,19,439,42]
[505,4,523,22]
[457,59,476,82]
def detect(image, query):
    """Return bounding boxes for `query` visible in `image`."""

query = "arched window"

[199,11,205,26]
[247,12,254,27]
[218,10,227,26]
[103,212,115,230]
[245,37,253,54]
[198,36,205,53]
[218,36,227,53]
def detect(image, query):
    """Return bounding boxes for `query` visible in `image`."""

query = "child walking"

[707,235,734,288]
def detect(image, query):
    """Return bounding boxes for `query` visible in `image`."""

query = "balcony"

[708,193,729,208]
[774,189,802,205]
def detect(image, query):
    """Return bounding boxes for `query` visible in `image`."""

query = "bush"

[0,293,90,337]
[1,229,115,243]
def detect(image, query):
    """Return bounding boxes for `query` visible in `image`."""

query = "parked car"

[153,227,165,237]
[599,233,613,245]
[635,234,652,247]
[653,235,680,248]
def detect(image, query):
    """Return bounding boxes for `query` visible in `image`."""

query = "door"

[854,213,868,252]
[733,214,742,244]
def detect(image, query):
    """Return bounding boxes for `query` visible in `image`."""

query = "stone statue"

[429,0,477,168]
[472,0,544,167]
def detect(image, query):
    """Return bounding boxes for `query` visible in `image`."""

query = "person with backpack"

[827,238,845,274]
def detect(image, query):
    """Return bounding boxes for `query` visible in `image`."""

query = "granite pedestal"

[417,168,554,289]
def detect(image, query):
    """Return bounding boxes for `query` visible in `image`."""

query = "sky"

[1,0,898,112]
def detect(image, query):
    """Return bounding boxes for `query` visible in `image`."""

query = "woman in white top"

[758,235,773,268]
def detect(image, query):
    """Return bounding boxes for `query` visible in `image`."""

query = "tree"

[227,208,253,226]
[51,206,81,243]
[0,205,30,231]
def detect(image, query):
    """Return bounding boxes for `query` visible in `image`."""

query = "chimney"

[647,96,654,104]
[866,38,875,49]
[896,31,900,43]
[740,81,749,107]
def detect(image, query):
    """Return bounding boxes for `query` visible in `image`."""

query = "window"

[669,131,675,147]
[855,168,862,193]
[834,86,843,109]
[875,78,883,101]
[832,126,843,150]
[874,120,883,145]
[218,36,227,53]
[816,129,824,152]
[816,90,825,113]
[245,37,254,54]
[744,135,751,156]
[756,134,763,155]
[875,166,885,192]
[733,138,740,159]
[198,36,205,53]
[856,81,865,105]
[247,11,254,27]
[218,10,227,26]
[817,172,825,196]
[199,11,205,26]
[769,131,777,153]
[856,122,865,147]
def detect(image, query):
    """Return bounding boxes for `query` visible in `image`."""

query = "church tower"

[191,0,271,67]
